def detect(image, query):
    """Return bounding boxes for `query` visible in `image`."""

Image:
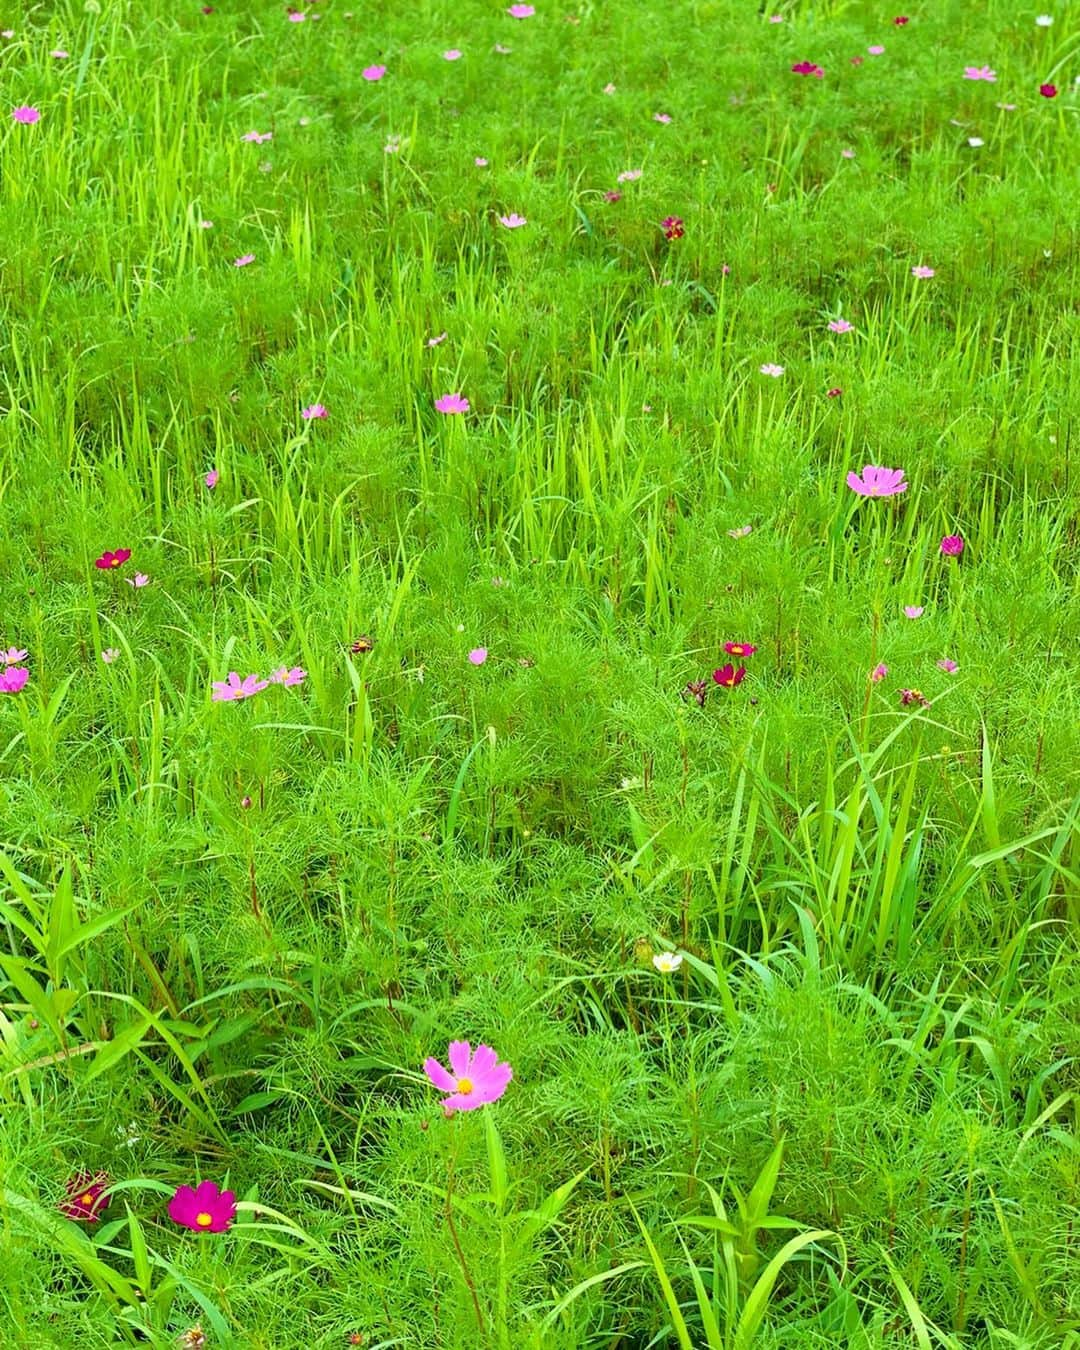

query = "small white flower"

[652,951,684,974]
[968,137,984,147]
[1035,14,1053,27]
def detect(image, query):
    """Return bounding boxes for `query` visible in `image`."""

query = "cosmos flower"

[507,3,535,15]
[963,66,997,82]
[827,387,843,398]
[759,363,784,377]
[95,548,132,570]
[937,658,959,673]
[653,952,683,973]
[498,213,527,228]
[168,1181,236,1234]
[233,253,256,267]
[681,679,708,706]
[59,1174,109,1222]
[1035,15,1053,26]
[241,130,272,144]
[126,573,150,588]
[11,106,40,124]
[423,1041,512,1114]
[894,15,910,24]
[435,393,469,414]
[911,265,935,278]
[301,403,328,420]
[841,148,856,158]
[661,216,684,240]
[1,648,27,665]
[727,524,752,538]
[0,667,29,693]
[474,156,488,166]
[205,468,219,489]
[269,666,307,686]
[847,465,907,496]
[870,663,888,683]
[829,319,854,333]
[427,331,448,346]
[617,169,642,183]
[1039,83,1057,98]
[791,61,824,77]
[712,663,746,688]
[868,45,885,55]
[653,112,672,123]
[724,642,756,657]
[443,49,463,61]
[101,649,119,664]
[900,688,931,707]
[211,672,270,702]
[362,65,387,81]
[468,648,488,665]
[903,606,924,619]
[604,190,622,203]
[940,534,964,556]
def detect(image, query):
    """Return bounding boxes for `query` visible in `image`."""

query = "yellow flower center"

[456,1077,474,1095]
[81,1193,95,1206]
[195,1212,213,1228]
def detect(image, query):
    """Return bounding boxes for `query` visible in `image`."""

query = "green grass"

[1,0,1079,1345]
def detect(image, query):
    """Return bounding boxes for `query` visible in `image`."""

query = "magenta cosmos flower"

[724,642,756,657]
[2,647,27,664]
[937,658,959,673]
[269,666,307,686]
[211,672,270,702]
[168,1181,236,1233]
[847,465,907,497]
[301,403,328,420]
[205,468,219,489]
[423,1041,512,1114]
[940,534,964,556]
[59,1173,109,1222]
[712,663,746,688]
[95,548,132,570]
[1039,83,1057,98]
[507,3,535,15]
[870,663,888,683]
[362,65,386,81]
[964,66,996,82]
[0,667,29,693]
[911,265,935,278]
[435,393,469,414]
[791,61,824,78]
[12,106,40,124]
[829,319,854,333]
[498,213,527,228]
[443,49,463,61]
[468,647,488,665]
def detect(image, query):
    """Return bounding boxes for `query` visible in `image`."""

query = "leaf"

[734,1229,836,1350]
[629,1200,694,1350]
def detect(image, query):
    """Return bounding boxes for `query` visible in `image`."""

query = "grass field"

[1,1,1079,1346]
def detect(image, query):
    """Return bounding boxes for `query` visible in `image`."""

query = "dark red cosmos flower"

[59,1173,109,1222]
[724,642,756,657]
[95,548,131,570]
[661,216,684,240]
[792,61,825,78]
[712,664,746,689]
[893,15,909,24]
[827,387,843,398]
[681,679,708,707]
[900,688,931,708]
[1039,83,1057,98]
[604,190,622,203]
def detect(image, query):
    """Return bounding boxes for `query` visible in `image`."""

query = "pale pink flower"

[828,319,854,333]
[11,106,40,124]
[435,393,469,414]
[617,169,642,182]
[653,112,672,124]
[101,648,119,665]
[468,648,488,665]
[427,331,448,347]
[1,648,27,665]
[768,13,784,20]
[126,573,150,588]
[498,213,527,228]
[241,130,272,144]
[234,253,256,267]
[904,606,924,619]
[443,48,463,61]
[494,43,512,53]
[199,219,214,229]
[870,663,888,683]
[507,3,535,15]
[841,147,855,158]
[287,10,306,21]
[0,667,29,693]
[911,265,935,278]
[963,65,997,82]
[868,44,885,55]
[211,672,270,702]
[727,524,752,538]
[205,468,219,489]
[301,403,328,420]
[269,666,307,687]
[602,82,616,94]
[937,658,959,673]
[759,363,784,377]
[51,49,69,59]
[362,65,387,81]
[474,156,488,166]
[847,465,907,497]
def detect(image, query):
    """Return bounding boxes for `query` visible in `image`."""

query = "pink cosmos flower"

[12,106,40,124]
[287,9,306,21]
[234,254,255,267]
[507,3,535,15]
[602,82,616,94]
[911,265,935,278]
[827,387,843,398]
[443,49,463,61]
[829,319,854,333]
[903,606,924,619]
[362,65,386,81]
[868,45,885,55]
[301,403,328,420]
[51,49,69,59]
[940,534,964,556]
[870,663,888,683]
[168,1181,236,1233]
[841,148,856,158]
[241,131,272,144]
[847,465,907,497]
[126,573,150,588]
[199,219,214,229]
[850,56,864,66]
[604,191,622,203]
[423,1041,512,1114]
[759,363,784,377]
[468,648,488,665]
[964,66,997,82]
[269,666,307,686]
[211,672,270,702]
[791,61,825,78]
[653,112,672,123]
[1039,83,1057,98]
[0,667,29,694]
[59,1173,109,1222]
[474,156,488,166]
[101,648,119,664]
[498,213,527,228]
[2,648,27,665]
[617,169,642,182]
[205,468,219,489]
[435,393,469,414]
[727,524,752,538]
[95,548,132,570]
[768,13,784,20]
[937,658,959,673]
[724,642,756,657]
[427,331,448,347]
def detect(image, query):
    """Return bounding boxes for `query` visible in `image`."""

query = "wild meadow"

[1,0,1078,1345]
